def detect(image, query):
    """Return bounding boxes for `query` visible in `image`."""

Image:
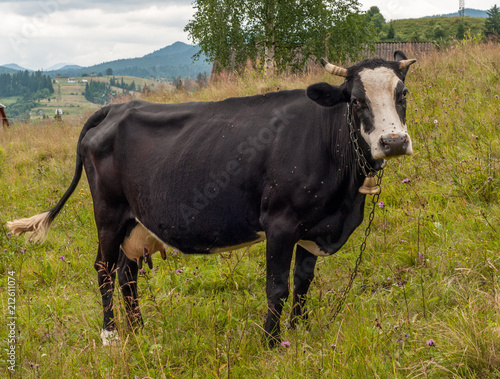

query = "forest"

[0,71,54,100]
[84,81,114,105]
[0,71,55,121]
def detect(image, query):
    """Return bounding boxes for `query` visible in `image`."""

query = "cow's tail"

[7,107,109,242]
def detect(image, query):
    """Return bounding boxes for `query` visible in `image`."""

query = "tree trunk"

[264,39,276,76]
[263,0,276,76]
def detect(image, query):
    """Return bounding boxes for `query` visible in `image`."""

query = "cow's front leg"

[290,245,317,329]
[264,232,295,348]
[117,249,143,329]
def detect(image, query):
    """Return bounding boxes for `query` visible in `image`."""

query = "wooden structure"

[0,103,9,128]
[362,42,436,61]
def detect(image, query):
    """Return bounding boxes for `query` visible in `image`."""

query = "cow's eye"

[352,98,361,106]
[402,89,408,101]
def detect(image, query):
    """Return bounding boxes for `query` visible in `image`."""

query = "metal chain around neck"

[326,103,385,324]
[346,102,378,177]
[328,171,383,324]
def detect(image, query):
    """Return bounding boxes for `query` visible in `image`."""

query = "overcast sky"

[0,0,496,70]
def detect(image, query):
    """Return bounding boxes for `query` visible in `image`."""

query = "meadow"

[0,76,163,122]
[0,39,499,378]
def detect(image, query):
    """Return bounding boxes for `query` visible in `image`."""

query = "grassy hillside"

[0,76,165,122]
[385,16,485,42]
[1,40,499,378]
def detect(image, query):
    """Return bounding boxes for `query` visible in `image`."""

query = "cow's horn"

[399,59,417,70]
[321,58,347,77]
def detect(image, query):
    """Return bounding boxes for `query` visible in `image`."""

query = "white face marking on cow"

[358,67,413,160]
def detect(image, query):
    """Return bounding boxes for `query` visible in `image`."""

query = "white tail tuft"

[7,211,52,242]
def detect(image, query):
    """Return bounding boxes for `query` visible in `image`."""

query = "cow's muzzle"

[379,133,411,157]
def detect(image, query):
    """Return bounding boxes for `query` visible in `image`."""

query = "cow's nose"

[379,133,410,157]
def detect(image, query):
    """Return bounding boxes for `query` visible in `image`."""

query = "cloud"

[0,0,195,69]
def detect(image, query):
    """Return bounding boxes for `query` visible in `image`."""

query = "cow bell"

[359,174,380,195]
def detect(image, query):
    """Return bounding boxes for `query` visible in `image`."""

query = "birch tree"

[185,0,375,74]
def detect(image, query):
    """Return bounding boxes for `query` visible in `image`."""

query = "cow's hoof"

[101,329,120,346]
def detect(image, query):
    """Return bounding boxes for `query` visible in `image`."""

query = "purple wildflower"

[402,178,411,184]
[330,343,336,350]
[6,232,12,237]
[59,256,65,261]
[20,249,25,254]
[281,341,291,348]
[139,269,146,275]
[414,108,418,111]
[378,201,385,209]
[488,176,493,183]
[176,269,183,274]
[426,339,435,347]
[418,252,425,265]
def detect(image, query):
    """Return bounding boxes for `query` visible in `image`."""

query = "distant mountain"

[49,42,212,79]
[428,8,488,18]
[58,64,83,71]
[144,41,198,58]
[45,62,81,71]
[0,66,19,74]
[1,63,31,71]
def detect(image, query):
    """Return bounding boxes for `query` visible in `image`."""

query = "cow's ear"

[306,82,347,107]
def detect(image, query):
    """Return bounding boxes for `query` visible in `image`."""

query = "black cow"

[8,51,416,347]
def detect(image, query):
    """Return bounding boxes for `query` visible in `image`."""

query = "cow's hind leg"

[95,245,120,346]
[263,232,295,348]
[117,249,143,329]
[93,206,131,346]
[289,245,317,329]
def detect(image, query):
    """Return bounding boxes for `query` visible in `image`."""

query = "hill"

[383,16,485,42]
[45,63,83,71]
[1,63,32,71]
[0,66,19,75]
[429,8,488,18]
[50,41,212,80]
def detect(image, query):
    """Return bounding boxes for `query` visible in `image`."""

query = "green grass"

[0,97,20,106]
[1,40,500,378]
